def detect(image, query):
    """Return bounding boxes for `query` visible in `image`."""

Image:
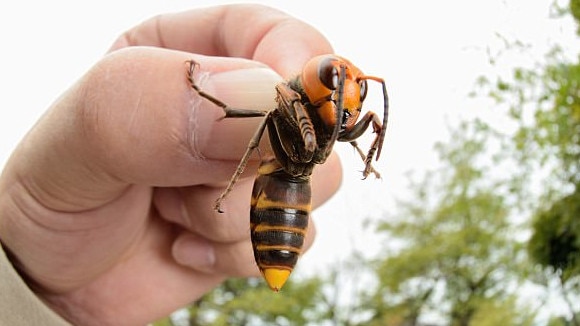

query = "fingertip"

[312,152,342,208]
[171,231,259,278]
[172,233,216,272]
[106,4,333,79]
[254,20,334,78]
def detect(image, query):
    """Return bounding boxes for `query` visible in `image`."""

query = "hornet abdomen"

[250,158,311,291]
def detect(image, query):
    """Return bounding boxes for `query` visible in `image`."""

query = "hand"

[0,4,340,325]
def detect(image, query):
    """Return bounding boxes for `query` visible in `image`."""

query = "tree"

[362,121,534,326]
[476,0,580,323]
[164,277,326,326]
[153,258,378,326]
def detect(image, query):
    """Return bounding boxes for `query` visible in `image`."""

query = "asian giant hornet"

[186,55,389,292]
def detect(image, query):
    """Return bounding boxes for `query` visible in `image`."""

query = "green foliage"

[185,277,326,326]
[571,0,580,33]
[366,121,533,325]
[476,3,580,322]
[153,317,175,326]
[469,295,535,326]
[483,47,580,192]
[548,315,580,326]
[521,58,580,184]
[529,187,580,281]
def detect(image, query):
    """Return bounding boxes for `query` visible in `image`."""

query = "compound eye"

[318,59,339,90]
[359,79,368,102]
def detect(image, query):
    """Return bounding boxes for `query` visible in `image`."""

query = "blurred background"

[1,0,579,325]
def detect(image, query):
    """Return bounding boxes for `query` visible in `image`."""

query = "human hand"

[0,4,340,325]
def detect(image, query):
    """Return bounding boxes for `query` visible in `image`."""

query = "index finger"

[109,4,334,77]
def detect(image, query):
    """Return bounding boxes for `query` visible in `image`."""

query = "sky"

[1,0,578,316]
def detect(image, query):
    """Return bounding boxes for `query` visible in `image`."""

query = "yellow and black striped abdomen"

[250,159,312,291]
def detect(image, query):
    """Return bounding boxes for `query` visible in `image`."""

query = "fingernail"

[173,234,216,272]
[188,67,283,159]
[207,68,283,109]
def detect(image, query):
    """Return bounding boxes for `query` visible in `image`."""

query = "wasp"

[186,55,389,292]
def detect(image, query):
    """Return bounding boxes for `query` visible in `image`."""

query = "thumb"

[0,47,283,213]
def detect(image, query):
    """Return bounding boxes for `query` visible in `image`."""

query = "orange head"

[300,55,368,132]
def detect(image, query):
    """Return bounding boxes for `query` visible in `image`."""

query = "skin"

[0,4,341,325]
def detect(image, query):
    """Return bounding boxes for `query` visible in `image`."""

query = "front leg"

[186,60,273,212]
[214,114,271,213]
[186,60,269,119]
[275,83,317,156]
[349,141,381,179]
[338,111,383,179]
